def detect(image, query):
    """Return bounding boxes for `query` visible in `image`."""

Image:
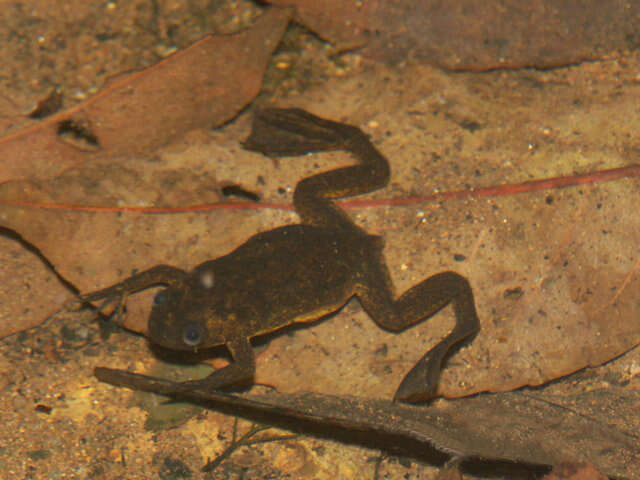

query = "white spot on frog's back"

[200,270,215,289]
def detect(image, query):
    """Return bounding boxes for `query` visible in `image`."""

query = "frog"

[81,108,480,403]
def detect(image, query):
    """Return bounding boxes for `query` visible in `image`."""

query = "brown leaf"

[95,367,640,478]
[0,7,292,182]
[269,0,640,69]
[266,0,370,50]
[1,56,639,407]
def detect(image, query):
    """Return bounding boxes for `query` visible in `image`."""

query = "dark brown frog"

[82,108,480,403]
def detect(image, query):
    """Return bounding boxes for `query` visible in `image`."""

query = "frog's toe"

[393,363,440,404]
[78,292,124,319]
[393,381,438,404]
[82,286,123,304]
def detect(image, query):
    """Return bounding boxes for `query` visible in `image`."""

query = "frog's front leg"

[80,265,187,320]
[170,336,256,393]
[357,270,480,404]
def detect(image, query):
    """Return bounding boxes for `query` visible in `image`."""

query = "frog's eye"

[153,290,168,305]
[182,322,204,347]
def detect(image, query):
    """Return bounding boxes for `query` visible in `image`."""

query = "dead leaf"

[94,367,640,478]
[0,7,292,182]
[268,0,640,69]
[234,63,640,401]
[266,0,370,51]
[1,54,639,404]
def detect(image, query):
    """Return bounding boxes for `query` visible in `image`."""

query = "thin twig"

[4,164,640,214]
[202,421,297,474]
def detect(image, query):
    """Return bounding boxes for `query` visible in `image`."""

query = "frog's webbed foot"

[392,346,449,404]
[78,264,188,323]
[245,108,391,230]
[243,108,362,157]
[169,336,256,394]
[75,285,127,324]
[358,270,480,404]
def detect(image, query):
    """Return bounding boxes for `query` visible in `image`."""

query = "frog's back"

[193,224,382,334]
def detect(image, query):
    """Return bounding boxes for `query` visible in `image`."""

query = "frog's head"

[147,272,226,352]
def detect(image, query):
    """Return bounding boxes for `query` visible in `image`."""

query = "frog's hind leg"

[244,108,390,229]
[356,265,480,404]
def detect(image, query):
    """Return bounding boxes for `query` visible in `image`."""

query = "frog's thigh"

[178,336,256,391]
[356,266,479,336]
[357,267,480,402]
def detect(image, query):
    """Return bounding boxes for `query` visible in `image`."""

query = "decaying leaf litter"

[268,0,640,69]
[0,1,639,478]
[94,365,639,478]
[3,58,639,402]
